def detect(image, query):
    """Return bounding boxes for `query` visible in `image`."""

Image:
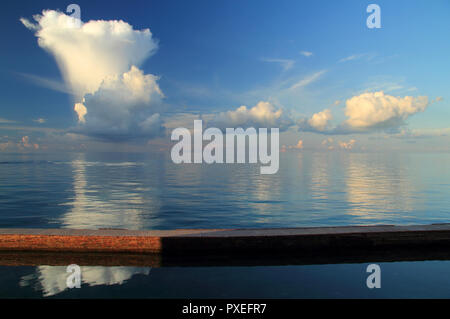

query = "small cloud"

[211,101,293,131]
[21,136,31,147]
[308,109,332,131]
[339,53,375,63]
[283,140,304,151]
[288,139,304,150]
[33,118,46,124]
[261,58,295,71]
[339,139,356,150]
[339,55,360,63]
[74,103,87,123]
[321,138,335,150]
[0,136,41,151]
[298,109,333,132]
[435,96,444,102]
[300,51,313,57]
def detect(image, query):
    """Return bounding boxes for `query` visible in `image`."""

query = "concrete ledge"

[1,224,450,255]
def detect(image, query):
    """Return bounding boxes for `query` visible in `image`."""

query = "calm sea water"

[1,151,450,298]
[0,151,449,229]
[1,261,450,298]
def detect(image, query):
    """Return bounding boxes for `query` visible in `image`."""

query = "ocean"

[0,151,449,229]
[0,150,449,298]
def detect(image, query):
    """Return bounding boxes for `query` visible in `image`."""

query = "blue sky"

[0,0,449,152]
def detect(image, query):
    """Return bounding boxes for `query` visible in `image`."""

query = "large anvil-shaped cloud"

[21,10,164,140]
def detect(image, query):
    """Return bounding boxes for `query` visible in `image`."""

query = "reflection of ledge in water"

[2,248,450,267]
[1,224,450,266]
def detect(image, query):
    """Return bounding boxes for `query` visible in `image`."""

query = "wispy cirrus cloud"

[288,70,327,90]
[0,125,63,133]
[392,127,450,139]
[338,53,376,63]
[0,118,16,124]
[359,76,419,95]
[261,58,295,71]
[16,72,72,94]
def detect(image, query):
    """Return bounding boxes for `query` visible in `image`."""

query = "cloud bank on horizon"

[21,9,164,140]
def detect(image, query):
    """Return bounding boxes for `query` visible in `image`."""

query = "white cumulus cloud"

[211,101,293,130]
[298,109,333,133]
[73,66,164,139]
[21,10,163,140]
[343,91,429,131]
[299,91,430,134]
[307,109,332,132]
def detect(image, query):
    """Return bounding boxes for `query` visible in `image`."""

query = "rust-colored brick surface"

[0,234,162,253]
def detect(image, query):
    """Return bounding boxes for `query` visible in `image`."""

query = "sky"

[0,0,449,153]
